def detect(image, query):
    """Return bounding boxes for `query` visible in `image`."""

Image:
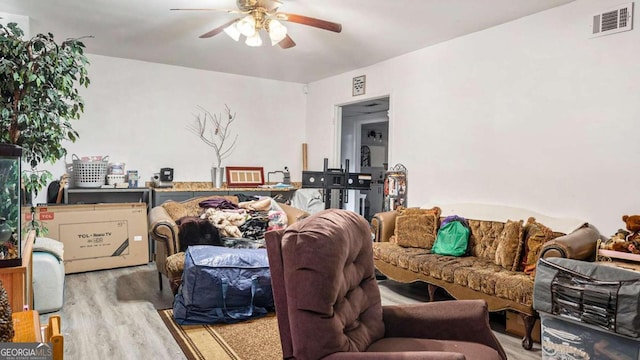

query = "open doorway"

[339,96,389,220]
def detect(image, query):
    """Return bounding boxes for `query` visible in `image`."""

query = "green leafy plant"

[0,158,20,231]
[0,22,91,201]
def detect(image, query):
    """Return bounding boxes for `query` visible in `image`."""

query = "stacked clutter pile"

[105,162,126,188]
[104,162,138,188]
[533,257,640,360]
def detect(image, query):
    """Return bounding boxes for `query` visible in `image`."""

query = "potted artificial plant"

[187,104,239,188]
[0,22,91,239]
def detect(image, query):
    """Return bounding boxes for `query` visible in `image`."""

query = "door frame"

[334,94,391,213]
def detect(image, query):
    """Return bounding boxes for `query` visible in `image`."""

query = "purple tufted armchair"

[265,209,507,360]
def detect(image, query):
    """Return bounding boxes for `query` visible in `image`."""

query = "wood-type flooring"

[39,263,541,359]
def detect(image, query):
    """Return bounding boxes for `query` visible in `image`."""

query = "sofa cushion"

[373,242,536,307]
[162,201,198,220]
[372,241,430,267]
[521,217,564,274]
[394,207,441,249]
[494,219,524,271]
[494,272,535,307]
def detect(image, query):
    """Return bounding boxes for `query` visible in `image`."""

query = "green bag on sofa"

[432,221,470,257]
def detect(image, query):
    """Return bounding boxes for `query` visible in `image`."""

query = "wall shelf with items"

[64,187,151,211]
[151,182,299,206]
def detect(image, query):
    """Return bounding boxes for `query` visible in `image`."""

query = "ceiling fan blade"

[199,18,239,38]
[257,0,283,11]
[276,13,342,33]
[278,34,296,49]
[170,8,243,14]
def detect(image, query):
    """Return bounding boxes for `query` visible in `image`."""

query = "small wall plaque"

[352,75,366,96]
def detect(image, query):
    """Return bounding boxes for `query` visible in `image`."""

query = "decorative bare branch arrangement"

[187,104,239,168]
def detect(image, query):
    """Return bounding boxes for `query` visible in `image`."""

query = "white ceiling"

[343,97,389,118]
[0,0,575,84]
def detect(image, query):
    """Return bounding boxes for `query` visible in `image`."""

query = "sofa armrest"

[540,224,600,261]
[148,205,180,256]
[371,211,398,242]
[382,300,505,359]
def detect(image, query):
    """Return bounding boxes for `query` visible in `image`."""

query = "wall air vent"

[592,2,633,37]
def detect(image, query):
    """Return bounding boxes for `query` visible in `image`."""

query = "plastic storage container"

[534,257,640,360]
[540,313,640,360]
[72,154,108,188]
[108,162,125,175]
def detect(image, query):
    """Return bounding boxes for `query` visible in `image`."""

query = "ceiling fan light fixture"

[245,32,262,47]
[223,23,241,41]
[177,2,342,50]
[267,19,287,46]
[237,14,256,37]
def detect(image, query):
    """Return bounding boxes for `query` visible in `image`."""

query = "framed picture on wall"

[352,75,366,96]
[225,166,265,187]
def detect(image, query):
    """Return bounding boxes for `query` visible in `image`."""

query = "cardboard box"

[505,310,541,343]
[540,313,640,360]
[23,203,149,274]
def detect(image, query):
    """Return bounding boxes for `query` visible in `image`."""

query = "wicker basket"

[72,154,109,188]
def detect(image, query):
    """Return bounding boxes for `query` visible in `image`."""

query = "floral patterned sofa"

[371,203,602,350]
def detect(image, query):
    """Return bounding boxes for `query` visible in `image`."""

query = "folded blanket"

[199,198,239,210]
[201,209,247,238]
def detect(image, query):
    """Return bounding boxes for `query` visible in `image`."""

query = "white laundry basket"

[72,154,109,188]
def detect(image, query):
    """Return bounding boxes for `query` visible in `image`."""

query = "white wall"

[305,0,640,236]
[0,12,30,38]
[37,54,307,202]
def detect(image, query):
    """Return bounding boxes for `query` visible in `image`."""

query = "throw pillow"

[389,235,398,244]
[521,217,564,274]
[394,207,441,249]
[494,219,524,271]
[468,220,505,259]
[162,201,189,220]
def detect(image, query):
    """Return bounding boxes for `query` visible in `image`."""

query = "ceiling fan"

[171,0,342,49]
